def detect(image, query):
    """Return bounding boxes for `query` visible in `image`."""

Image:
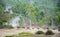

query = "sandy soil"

[0,28,60,37]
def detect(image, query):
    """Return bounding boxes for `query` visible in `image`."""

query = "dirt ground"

[0,28,60,37]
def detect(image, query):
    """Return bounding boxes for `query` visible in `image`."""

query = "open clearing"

[0,28,60,37]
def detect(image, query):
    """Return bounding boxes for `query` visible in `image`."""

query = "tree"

[0,5,4,25]
[54,0,60,26]
[0,5,12,25]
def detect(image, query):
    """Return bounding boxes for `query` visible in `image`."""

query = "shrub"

[36,30,44,34]
[45,30,54,35]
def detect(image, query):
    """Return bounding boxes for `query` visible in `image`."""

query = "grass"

[5,32,32,37]
[18,32,32,36]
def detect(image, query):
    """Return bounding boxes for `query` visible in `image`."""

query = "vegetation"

[5,32,32,37]
[0,0,60,27]
[5,35,13,37]
[5,31,55,37]
[45,30,54,35]
[0,0,60,37]
[18,32,32,36]
[36,30,44,34]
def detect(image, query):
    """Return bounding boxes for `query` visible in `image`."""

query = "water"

[10,16,20,28]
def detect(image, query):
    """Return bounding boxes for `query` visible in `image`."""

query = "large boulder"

[58,26,60,31]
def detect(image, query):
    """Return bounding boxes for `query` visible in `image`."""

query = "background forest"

[0,0,60,28]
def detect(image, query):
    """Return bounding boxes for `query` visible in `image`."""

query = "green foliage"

[45,30,54,35]
[36,30,44,34]
[5,32,32,37]
[4,0,58,25]
[0,5,4,16]
[5,35,13,37]
[54,12,60,26]
[18,32,32,36]
[0,3,12,25]
[54,0,60,26]
[0,13,12,25]
[0,0,60,26]
[0,5,4,25]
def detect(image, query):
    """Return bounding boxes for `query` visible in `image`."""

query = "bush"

[36,30,44,34]
[45,30,54,35]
